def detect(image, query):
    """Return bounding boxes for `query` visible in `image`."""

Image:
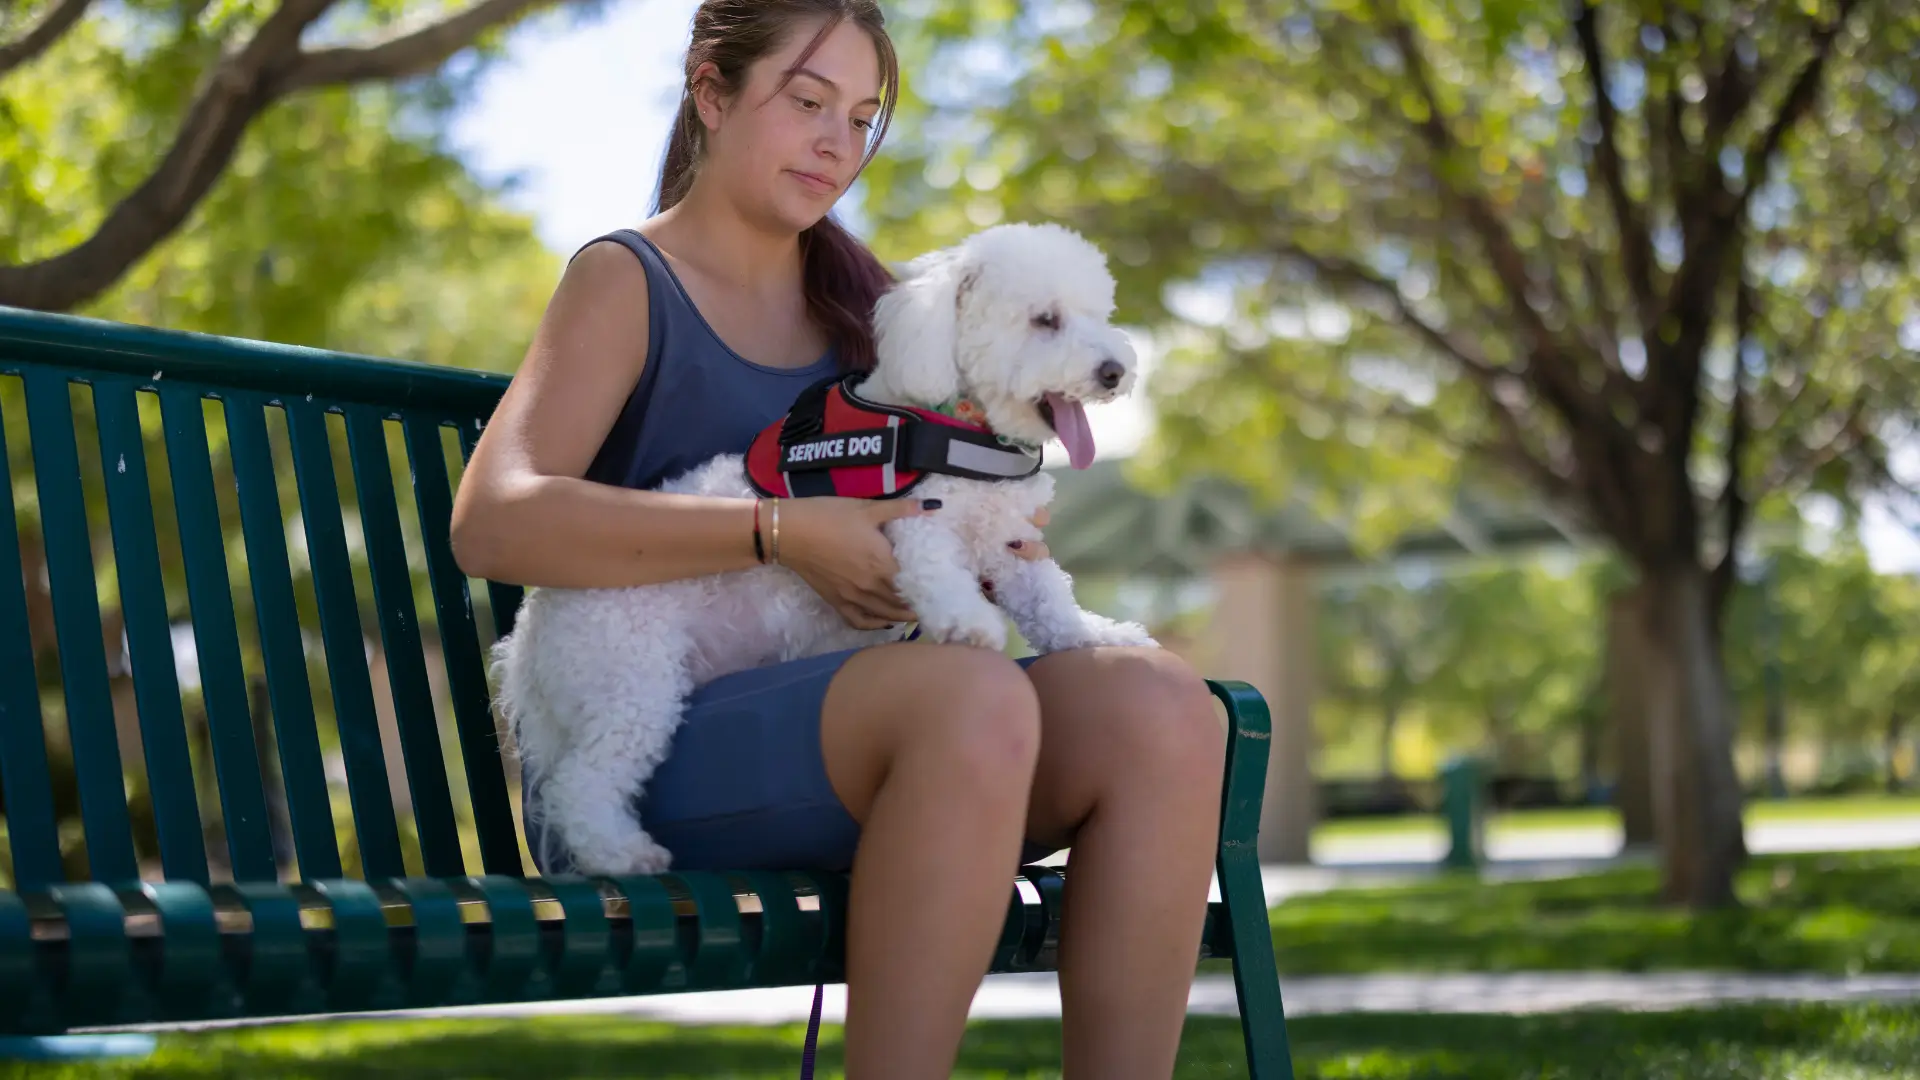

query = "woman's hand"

[1007,506,1051,562]
[773,496,937,630]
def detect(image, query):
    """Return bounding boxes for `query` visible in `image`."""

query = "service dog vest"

[746,374,1043,499]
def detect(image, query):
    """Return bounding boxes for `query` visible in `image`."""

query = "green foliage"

[1315,556,1605,777]
[866,0,1920,557]
[1,1,559,880]
[1723,534,1920,756]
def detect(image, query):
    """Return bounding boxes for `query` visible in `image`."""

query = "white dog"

[489,223,1157,876]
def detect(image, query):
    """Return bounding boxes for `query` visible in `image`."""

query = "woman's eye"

[794,96,820,111]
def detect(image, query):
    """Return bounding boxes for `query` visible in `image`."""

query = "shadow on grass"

[1269,850,1920,976]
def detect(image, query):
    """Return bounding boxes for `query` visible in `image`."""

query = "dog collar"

[928,396,1043,454]
[746,374,1044,499]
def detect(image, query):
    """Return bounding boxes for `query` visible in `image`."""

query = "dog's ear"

[873,251,978,406]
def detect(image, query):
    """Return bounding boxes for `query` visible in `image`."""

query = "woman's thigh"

[638,644,1058,873]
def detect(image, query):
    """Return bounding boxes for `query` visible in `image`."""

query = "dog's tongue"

[1044,392,1096,470]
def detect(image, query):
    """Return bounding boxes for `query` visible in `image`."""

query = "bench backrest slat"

[159,384,281,883]
[0,391,66,891]
[407,416,522,877]
[285,399,410,881]
[93,380,211,885]
[2,308,526,888]
[23,370,142,885]
[226,392,343,881]
[342,406,464,878]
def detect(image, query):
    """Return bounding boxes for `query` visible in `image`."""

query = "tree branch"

[1263,243,1581,502]
[1573,1,1658,332]
[1246,353,1580,504]
[1654,0,1861,421]
[269,0,551,94]
[1709,274,1757,613]
[0,0,572,312]
[1736,0,1858,223]
[0,0,91,76]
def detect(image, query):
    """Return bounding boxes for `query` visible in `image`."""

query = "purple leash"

[800,982,824,1079]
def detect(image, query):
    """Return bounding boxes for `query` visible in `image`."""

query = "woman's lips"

[788,169,838,195]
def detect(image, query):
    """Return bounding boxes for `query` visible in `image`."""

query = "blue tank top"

[578,229,841,490]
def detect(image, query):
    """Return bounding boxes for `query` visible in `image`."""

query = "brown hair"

[655,0,900,372]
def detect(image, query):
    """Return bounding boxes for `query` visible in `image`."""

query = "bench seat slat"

[157,386,277,883]
[284,400,406,880]
[405,416,522,878]
[91,380,210,885]
[225,394,343,882]
[388,878,467,1007]
[542,876,612,997]
[466,875,539,1000]
[139,881,223,1020]
[46,882,131,1026]
[311,879,389,1011]
[23,372,139,885]
[0,382,66,891]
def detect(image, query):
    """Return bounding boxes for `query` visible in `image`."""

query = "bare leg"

[820,641,1043,1079]
[1023,646,1227,1080]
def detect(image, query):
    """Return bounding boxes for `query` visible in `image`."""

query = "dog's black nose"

[1095,358,1125,389]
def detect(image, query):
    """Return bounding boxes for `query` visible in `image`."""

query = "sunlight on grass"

[1267,850,1920,975]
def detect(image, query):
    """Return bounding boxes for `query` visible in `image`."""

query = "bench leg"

[1211,680,1297,1080]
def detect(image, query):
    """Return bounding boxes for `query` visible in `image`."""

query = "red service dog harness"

[746,374,1042,499]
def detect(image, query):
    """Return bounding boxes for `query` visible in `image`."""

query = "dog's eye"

[1032,309,1061,331]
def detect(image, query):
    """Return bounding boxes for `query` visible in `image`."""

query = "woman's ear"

[873,251,976,406]
[690,62,727,131]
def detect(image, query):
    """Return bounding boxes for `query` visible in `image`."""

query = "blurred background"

[4,0,1920,1074]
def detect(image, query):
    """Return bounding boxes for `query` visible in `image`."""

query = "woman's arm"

[449,241,765,589]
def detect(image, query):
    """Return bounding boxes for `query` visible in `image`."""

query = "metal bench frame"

[0,307,1293,1076]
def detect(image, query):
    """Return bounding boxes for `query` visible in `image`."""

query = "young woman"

[449,2,1227,1075]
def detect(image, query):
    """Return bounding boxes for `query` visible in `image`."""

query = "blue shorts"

[523,648,1060,874]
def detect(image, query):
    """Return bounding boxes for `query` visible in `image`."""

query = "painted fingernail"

[922,499,943,510]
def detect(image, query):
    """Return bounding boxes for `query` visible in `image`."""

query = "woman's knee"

[822,642,1041,817]
[907,645,1043,783]
[1100,648,1227,789]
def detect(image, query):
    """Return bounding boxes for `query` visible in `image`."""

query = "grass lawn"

[1313,792,1920,843]
[1264,849,1920,975]
[6,1004,1917,1078]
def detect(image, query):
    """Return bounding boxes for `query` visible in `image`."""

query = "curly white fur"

[489,223,1157,876]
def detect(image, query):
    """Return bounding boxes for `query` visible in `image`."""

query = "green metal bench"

[0,306,1294,1075]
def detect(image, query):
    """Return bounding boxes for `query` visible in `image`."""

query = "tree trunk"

[1640,562,1747,909]
[1578,682,1604,800]
[1605,584,1658,847]
[1379,693,1401,780]
[1886,712,1907,794]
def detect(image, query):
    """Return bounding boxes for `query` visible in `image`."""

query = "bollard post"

[1439,755,1485,871]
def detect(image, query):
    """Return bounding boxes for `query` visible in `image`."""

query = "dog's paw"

[1047,613,1158,652]
[570,830,674,877]
[919,611,1009,652]
[1089,619,1158,649]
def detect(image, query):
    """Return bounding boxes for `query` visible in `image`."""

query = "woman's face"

[695,17,884,233]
